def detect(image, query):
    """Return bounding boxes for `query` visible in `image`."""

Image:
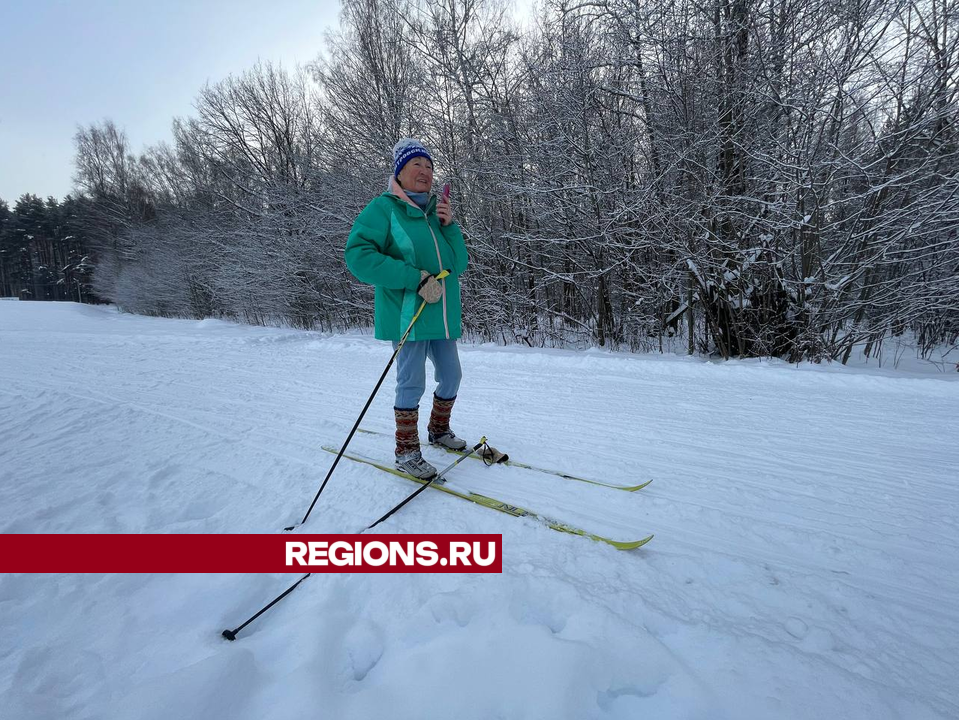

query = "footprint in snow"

[344,620,385,682]
[784,617,808,639]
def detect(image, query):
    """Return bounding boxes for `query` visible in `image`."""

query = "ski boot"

[429,430,468,452]
[395,450,441,483]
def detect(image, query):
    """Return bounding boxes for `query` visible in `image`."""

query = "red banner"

[0,534,502,573]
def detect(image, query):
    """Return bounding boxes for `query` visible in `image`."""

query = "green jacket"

[345,180,469,341]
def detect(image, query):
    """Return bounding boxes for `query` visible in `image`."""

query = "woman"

[344,138,469,479]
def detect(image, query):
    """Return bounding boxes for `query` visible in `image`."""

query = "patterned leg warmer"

[427,394,456,437]
[395,407,420,457]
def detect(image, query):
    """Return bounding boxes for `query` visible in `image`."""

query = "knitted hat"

[393,138,433,178]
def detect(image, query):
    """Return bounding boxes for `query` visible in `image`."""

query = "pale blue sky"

[0,0,342,203]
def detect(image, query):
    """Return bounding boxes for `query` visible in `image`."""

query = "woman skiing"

[344,139,469,479]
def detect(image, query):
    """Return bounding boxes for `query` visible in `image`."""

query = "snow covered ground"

[1,301,957,720]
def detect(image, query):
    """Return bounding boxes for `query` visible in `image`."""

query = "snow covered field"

[1,301,957,720]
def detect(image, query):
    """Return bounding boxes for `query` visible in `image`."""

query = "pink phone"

[442,183,451,201]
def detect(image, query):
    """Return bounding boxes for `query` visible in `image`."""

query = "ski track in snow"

[0,301,957,720]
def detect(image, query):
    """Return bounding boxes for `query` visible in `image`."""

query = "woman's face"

[397,157,434,194]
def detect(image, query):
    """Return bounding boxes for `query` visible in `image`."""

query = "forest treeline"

[3,0,956,362]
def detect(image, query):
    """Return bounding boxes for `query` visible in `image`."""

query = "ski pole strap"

[479,440,509,466]
[417,268,451,291]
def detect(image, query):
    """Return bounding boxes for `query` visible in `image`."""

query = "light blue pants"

[393,339,462,409]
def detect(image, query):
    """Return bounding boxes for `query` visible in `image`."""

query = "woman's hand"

[418,271,443,303]
[437,195,453,226]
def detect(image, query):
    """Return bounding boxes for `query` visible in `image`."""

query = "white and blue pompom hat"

[393,138,433,178]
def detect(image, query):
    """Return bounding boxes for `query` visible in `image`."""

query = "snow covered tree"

[72,0,957,363]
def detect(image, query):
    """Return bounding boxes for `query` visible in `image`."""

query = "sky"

[0,0,344,204]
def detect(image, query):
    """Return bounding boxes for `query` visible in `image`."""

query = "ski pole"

[285,270,450,532]
[223,436,487,642]
[222,573,311,641]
